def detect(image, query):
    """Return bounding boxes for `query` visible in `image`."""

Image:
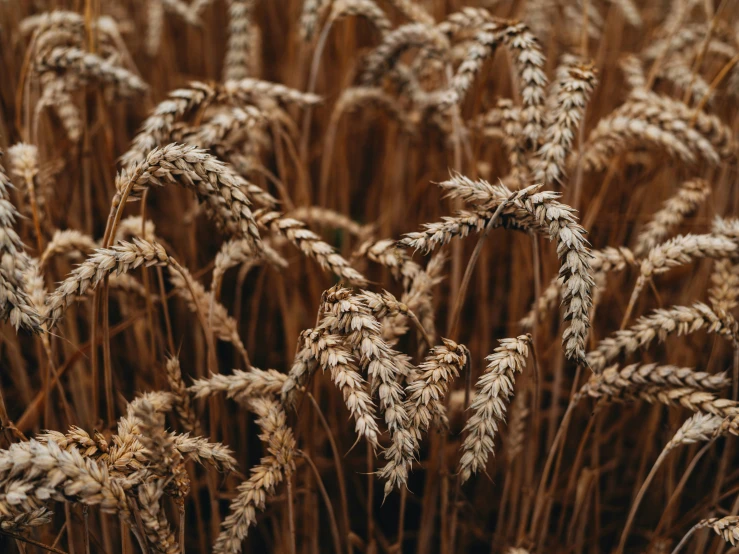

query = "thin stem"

[529,393,582,536]
[301,451,343,554]
[670,522,702,554]
[447,197,513,339]
[620,275,646,330]
[654,439,716,538]
[0,531,69,554]
[286,470,297,554]
[307,392,353,554]
[615,445,673,554]
[367,446,375,550]
[397,487,407,553]
[300,17,335,165]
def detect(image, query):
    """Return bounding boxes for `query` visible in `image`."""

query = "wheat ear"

[213,397,296,554]
[458,335,531,483]
[634,179,711,256]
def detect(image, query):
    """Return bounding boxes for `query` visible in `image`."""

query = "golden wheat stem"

[620,275,646,330]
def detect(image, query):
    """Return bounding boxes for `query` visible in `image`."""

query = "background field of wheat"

[1,0,738,553]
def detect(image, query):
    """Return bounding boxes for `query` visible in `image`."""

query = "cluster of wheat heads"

[2,0,739,553]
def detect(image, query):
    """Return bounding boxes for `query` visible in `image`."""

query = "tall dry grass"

[1,1,739,553]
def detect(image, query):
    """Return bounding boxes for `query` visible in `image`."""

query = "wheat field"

[0,0,738,553]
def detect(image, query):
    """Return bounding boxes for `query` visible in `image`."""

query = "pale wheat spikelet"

[458,335,531,483]
[136,480,179,554]
[583,94,734,170]
[37,73,83,142]
[378,339,467,496]
[406,338,468,439]
[635,180,711,256]
[0,153,42,332]
[627,234,739,313]
[660,60,712,104]
[500,21,548,146]
[535,58,597,185]
[178,105,268,153]
[621,54,646,93]
[709,259,739,315]
[639,234,737,280]
[359,289,429,344]
[320,286,416,494]
[171,434,237,472]
[513,189,594,364]
[165,356,199,433]
[213,397,296,554]
[0,439,132,517]
[474,100,526,174]
[402,251,446,344]
[582,364,731,401]
[505,391,529,464]
[0,508,52,532]
[36,47,148,98]
[190,368,288,403]
[437,7,493,39]
[399,207,521,254]
[7,143,45,244]
[667,412,724,449]
[146,0,165,55]
[126,391,176,420]
[581,104,699,171]
[302,327,380,447]
[223,78,322,108]
[562,1,603,43]
[360,23,449,86]
[19,11,85,36]
[162,0,201,25]
[7,143,39,192]
[223,0,256,81]
[167,264,250,362]
[115,144,262,246]
[610,0,642,27]
[586,303,738,373]
[442,22,503,108]
[639,387,739,419]
[643,23,707,62]
[288,206,372,238]
[329,0,393,36]
[46,239,169,327]
[256,210,367,285]
[698,516,739,547]
[712,217,739,241]
[354,238,421,287]
[642,94,735,160]
[121,82,217,166]
[280,344,318,406]
[387,0,434,25]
